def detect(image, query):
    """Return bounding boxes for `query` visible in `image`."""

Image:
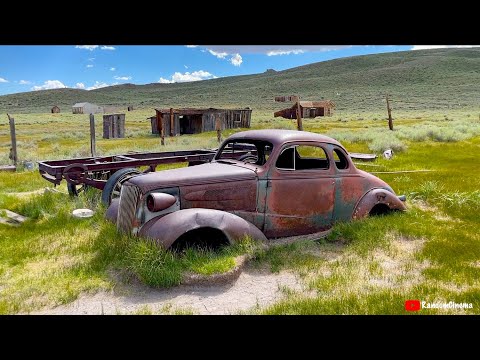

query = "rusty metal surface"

[139,208,267,249]
[223,129,343,148]
[106,129,405,248]
[353,188,407,219]
[38,149,217,189]
[129,162,257,194]
[105,198,120,223]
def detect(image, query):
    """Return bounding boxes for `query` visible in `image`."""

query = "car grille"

[117,183,142,233]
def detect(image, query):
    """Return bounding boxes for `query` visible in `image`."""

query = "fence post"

[7,114,17,167]
[386,94,393,131]
[90,113,97,157]
[295,96,303,131]
[215,115,222,143]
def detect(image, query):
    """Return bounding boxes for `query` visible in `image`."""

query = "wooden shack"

[51,105,60,113]
[103,113,125,139]
[153,108,252,136]
[274,100,335,119]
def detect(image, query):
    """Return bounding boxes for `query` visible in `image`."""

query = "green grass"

[0,188,256,313]
[1,97,480,314]
[125,237,257,288]
[256,137,480,314]
[2,48,480,114]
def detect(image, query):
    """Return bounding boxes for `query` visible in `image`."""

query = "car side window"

[276,145,329,170]
[333,148,349,170]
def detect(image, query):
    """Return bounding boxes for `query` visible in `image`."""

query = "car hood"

[127,162,257,193]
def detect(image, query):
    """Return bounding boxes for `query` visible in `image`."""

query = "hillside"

[2,48,480,114]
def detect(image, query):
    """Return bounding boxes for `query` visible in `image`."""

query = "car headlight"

[146,193,177,212]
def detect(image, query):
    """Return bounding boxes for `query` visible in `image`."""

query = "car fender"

[352,188,406,219]
[138,208,267,249]
[105,198,120,223]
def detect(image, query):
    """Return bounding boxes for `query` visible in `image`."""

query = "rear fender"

[353,188,407,219]
[139,208,267,249]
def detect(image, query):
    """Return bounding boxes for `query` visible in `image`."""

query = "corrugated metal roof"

[72,102,100,107]
[298,100,335,108]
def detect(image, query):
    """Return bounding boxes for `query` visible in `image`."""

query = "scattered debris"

[0,165,16,172]
[383,149,394,159]
[23,161,34,171]
[350,152,377,161]
[72,209,94,218]
[0,209,29,226]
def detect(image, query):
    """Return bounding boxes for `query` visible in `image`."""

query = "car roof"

[226,129,343,148]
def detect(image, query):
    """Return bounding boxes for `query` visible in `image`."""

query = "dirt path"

[34,267,303,315]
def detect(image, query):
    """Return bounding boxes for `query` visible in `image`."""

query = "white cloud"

[86,81,110,90]
[101,46,116,51]
[19,80,30,84]
[230,53,242,66]
[0,77,9,83]
[267,49,305,56]
[88,57,95,61]
[86,64,94,68]
[203,45,350,55]
[110,67,116,71]
[75,82,85,89]
[184,65,188,69]
[114,75,131,81]
[208,49,228,59]
[31,80,66,91]
[411,45,480,50]
[75,45,98,51]
[158,70,216,83]
[186,45,198,48]
[158,77,173,84]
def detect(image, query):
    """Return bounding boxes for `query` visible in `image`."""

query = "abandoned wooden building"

[72,102,104,114]
[51,105,60,113]
[103,113,125,139]
[274,100,336,119]
[152,108,252,136]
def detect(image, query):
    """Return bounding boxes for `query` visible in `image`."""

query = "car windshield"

[215,140,273,166]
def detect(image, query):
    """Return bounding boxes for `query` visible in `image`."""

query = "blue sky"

[0,45,475,95]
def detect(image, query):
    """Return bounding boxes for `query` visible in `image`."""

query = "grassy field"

[0,106,479,314]
[1,48,480,114]
[1,47,480,314]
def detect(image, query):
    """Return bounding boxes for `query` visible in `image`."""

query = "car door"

[263,142,336,238]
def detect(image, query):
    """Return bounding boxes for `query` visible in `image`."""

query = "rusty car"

[106,130,406,249]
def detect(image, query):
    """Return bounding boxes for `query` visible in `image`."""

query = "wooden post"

[295,96,303,131]
[89,114,96,158]
[386,94,393,131]
[157,113,165,146]
[7,114,17,167]
[215,115,222,143]
[169,108,174,137]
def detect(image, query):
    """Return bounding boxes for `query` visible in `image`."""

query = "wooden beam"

[157,112,165,146]
[6,114,17,167]
[215,115,222,143]
[386,94,393,131]
[89,114,96,158]
[295,96,303,131]
[169,108,174,137]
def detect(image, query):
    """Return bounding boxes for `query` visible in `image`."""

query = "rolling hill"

[1,48,480,114]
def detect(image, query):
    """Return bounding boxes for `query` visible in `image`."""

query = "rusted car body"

[106,130,406,248]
